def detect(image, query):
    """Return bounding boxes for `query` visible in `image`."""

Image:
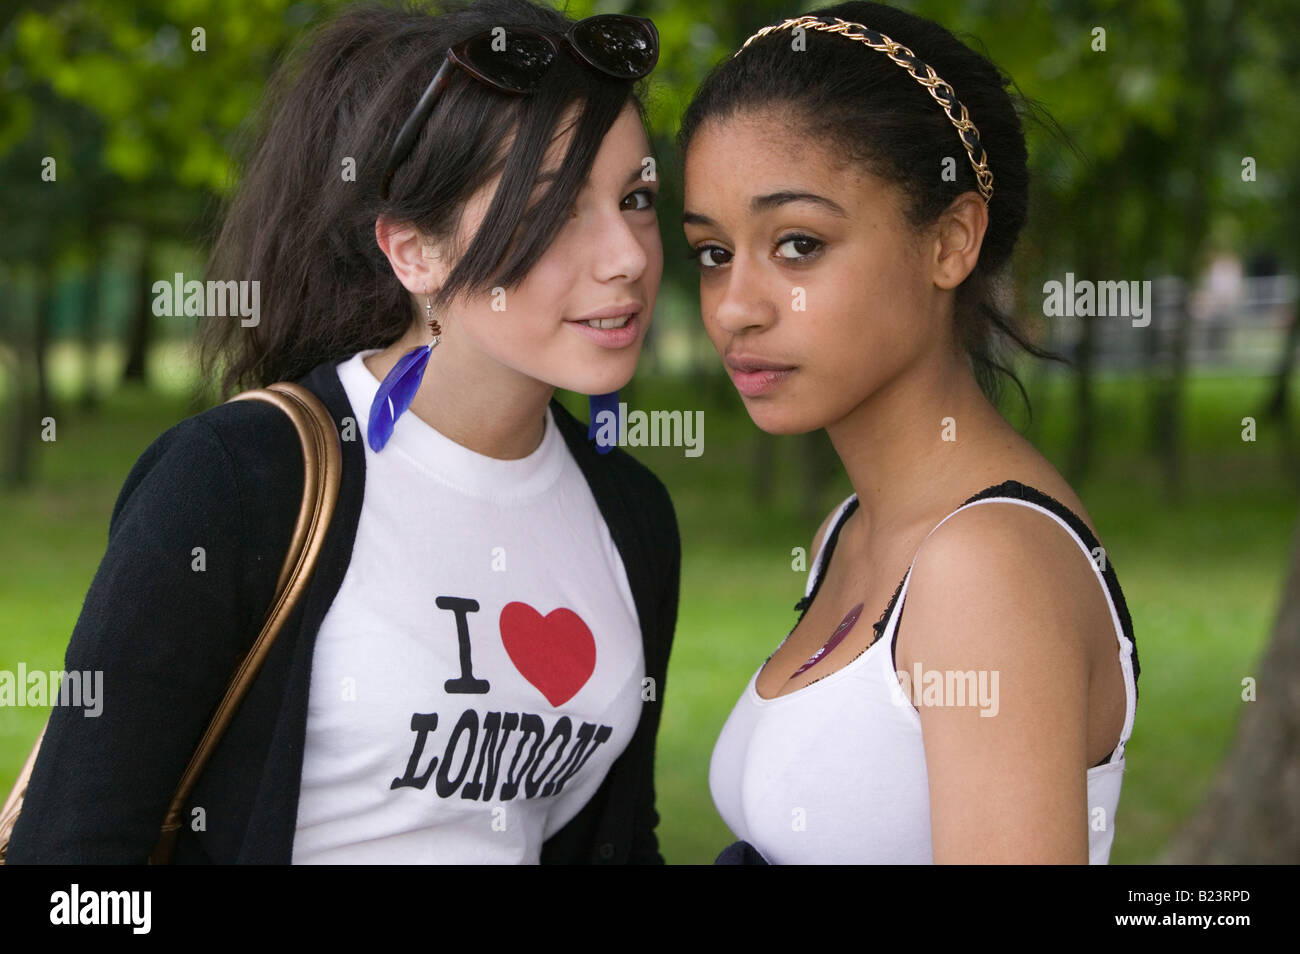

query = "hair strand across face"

[198,0,649,398]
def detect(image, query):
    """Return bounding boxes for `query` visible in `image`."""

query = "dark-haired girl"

[7,0,677,864]
[681,2,1138,863]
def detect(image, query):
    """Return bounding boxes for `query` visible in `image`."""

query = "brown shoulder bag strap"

[150,382,342,863]
[0,382,341,865]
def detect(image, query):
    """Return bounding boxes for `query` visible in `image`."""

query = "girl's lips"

[564,310,641,349]
[727,365,796,397]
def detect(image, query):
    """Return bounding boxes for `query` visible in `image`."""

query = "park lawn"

[1,347,1296,864]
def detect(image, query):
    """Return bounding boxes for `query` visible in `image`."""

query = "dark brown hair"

[199,0,648,397]
[677,1,1068,414]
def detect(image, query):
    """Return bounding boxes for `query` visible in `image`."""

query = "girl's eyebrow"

[681,209,716,227]
[683,191,849,228]
[624,164,653,186]
[533,165,651,187]
[752,191,848,217]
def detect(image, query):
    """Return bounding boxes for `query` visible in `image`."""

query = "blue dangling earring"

[367,293,442,452]
[588,390,620,455]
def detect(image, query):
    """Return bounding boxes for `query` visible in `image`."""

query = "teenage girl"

[679,1,1139,863]
[7,0,678,864]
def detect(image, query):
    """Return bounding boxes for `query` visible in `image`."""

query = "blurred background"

[2,0,1298,863]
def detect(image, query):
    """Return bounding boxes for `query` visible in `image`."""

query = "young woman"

[680,1,1139,864]
[6,0,678,864]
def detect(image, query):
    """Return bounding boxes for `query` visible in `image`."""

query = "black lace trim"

[795,480,1140,709]
[790,496,860,622]
[955,480,1140,700]
[873,575,906,643]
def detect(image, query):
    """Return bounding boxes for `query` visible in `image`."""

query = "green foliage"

[4,0,1297,265]
[9,1,316,192]
[1,360,1294,863]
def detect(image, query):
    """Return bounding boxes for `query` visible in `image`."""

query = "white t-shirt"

[291,351,645,863]
[710,491,1138,864]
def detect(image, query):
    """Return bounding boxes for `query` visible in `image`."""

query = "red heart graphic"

[499,602,597,707]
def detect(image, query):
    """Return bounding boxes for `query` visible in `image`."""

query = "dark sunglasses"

[379,14,659,200]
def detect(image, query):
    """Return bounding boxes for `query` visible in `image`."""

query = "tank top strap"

[802,493,860,601]
[878,481,1138,764]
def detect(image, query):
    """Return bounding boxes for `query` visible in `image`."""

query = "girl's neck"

[363,329,553,461]
[826,345,1025,543]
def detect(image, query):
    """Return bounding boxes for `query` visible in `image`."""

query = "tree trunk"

[1260,308,1298,424]
[1149,0,1242,504]
[1067,302,1096,482]
[799,429,837,527]
[1161,512,1300,862]
[122,242,152,384]
[79,235,102,411]
[1154,259,1200,504]
[1260,299,1300,488]
[750,432,774,504]
[34,262,53,426]
[1,271,35,489]
[1066,225,1101,483]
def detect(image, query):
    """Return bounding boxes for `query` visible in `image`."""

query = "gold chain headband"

[734,16,994,204]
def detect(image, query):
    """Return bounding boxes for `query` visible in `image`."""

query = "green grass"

[2,344,1297,864]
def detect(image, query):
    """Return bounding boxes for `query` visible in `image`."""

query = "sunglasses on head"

[379,14,659,201]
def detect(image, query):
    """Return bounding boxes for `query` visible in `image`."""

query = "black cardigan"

[6,359,680,864]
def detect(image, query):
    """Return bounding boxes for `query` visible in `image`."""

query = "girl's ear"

[375,215,452,294]
[930,192,988,291]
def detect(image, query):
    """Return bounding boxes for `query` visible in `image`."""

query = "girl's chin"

[741,401,825,436]
[561,356,641,396]
[499,347,639,397]
[751,419,815,436]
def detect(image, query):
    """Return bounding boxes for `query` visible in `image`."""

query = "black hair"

[677,1,1068,414]
[199,0,649,397]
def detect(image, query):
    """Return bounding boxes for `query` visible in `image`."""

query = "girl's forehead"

[684,126,849,195]
[686,113,839,172]
[682,145,906,232]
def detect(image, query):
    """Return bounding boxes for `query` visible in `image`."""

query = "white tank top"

[709,481,1139,864]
